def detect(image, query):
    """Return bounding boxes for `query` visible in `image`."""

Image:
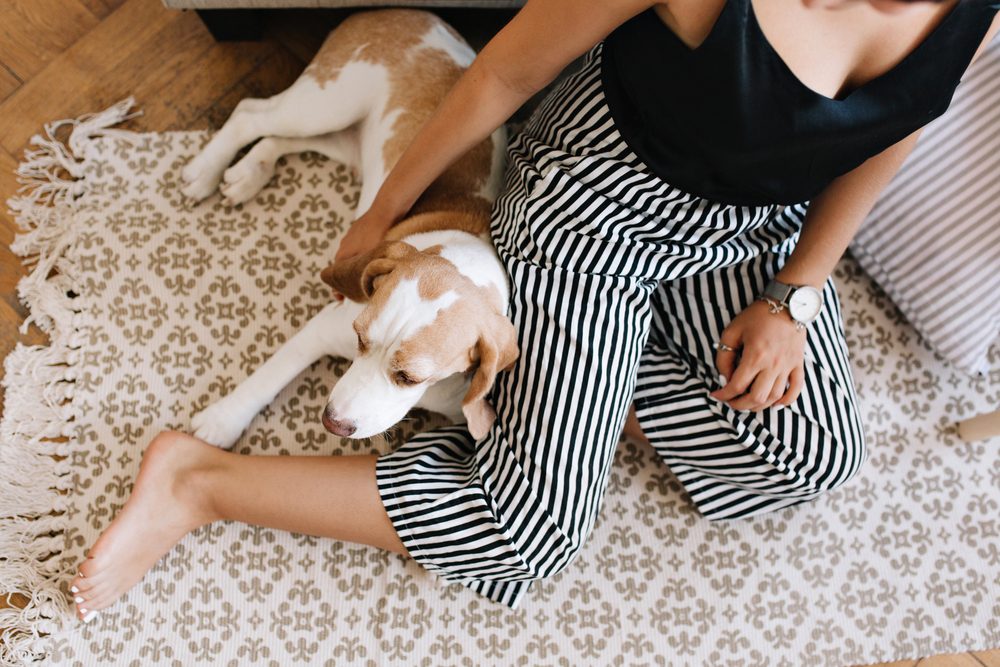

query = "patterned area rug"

[2,101,998,666]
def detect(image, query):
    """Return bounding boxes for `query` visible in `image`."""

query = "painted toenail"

[82,611,98,624]
[70,586,79,593]
[74,596,84,604]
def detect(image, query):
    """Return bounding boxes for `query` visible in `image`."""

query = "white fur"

[187,12,511,448]
[420,20,476,65]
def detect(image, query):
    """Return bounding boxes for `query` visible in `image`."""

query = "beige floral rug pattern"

[2,105,998,666]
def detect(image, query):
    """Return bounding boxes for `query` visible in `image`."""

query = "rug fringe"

[1,98,139,667]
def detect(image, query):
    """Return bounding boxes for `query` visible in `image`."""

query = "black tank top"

[600,0,998,206]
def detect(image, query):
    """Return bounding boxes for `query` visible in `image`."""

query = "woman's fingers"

[714,333,741,384]
[728,368,782,411]
[776,364,805,407]
[709,352,758,403]
[765,372,790,408]
[710,300,807,411]
[715,343,739,384]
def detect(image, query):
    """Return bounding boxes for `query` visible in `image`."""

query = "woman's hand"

[709,299,807,411]
[335,210,395,261]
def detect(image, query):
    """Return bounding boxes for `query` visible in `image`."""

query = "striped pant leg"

[633,233,869,520]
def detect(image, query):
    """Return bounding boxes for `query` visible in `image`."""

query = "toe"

[72,577,112,603]
[77,556,102,578]
[74,589,107,615]
[69,573,97,594]
[71,581,111,613]
[76,605,101,624]
[75,555,116,585]
[69,590,93,606]
[70,560,103,593]
[78,590,118,613]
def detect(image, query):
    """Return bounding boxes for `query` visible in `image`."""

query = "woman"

[69,0,999,620]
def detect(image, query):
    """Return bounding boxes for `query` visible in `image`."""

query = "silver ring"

[714,342,735,352]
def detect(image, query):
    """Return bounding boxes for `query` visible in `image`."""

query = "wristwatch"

[760,279,823,329]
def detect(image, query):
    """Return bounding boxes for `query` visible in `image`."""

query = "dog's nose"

[322,407,356,437]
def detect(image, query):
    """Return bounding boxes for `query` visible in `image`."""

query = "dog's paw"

[190,399,254,450]
[219,158,273,206]
[180,153,226,202]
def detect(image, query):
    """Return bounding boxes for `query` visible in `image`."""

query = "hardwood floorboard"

[0,0,180,157]
[0,63,20,103]
[919,654,994,667]
[0,241,29,318]
[78,0,128,19]
[115,19,275,132]
[196,45,306,130]
[0,0,99,81]
[0,146,47,408]
[265,8,340,65]
[972,650,1000,667]
[148,36,278,132]
[0,147,21,244]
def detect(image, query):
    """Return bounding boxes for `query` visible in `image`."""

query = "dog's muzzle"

[322,405,357,437]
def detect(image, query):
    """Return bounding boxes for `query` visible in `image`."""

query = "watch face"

[788,286,823,322]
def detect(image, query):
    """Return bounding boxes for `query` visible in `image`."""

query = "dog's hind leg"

[182,65,378,202]
[191,299,364,449]
[219,131,360,206]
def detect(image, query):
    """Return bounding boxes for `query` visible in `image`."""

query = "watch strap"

[763,279,796,305]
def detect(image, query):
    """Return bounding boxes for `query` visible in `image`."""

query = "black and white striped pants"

[376,42,867,608]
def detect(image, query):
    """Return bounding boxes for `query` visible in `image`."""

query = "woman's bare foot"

[68,431,221,622]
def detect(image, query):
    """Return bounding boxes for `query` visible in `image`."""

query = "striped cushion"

[849,36,1000,377]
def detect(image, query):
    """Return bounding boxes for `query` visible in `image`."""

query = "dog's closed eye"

[393,370,422,386]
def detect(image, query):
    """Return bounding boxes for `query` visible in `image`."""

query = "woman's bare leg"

[622,403,650,446]
[68,430,407,621]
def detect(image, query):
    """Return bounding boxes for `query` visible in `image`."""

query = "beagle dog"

[185,9,517,447]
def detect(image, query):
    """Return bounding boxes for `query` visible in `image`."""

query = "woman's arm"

[772,128,923,289]
[335,0,657,260]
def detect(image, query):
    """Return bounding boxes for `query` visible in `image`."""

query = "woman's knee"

[788,400,868,493]
[470,463,602,581]
[828,404,868,489]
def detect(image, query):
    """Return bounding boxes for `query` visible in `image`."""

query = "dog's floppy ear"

[320,241,415,302]
[462,313,520,440]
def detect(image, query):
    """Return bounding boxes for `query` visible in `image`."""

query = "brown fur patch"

[384,209,490,241]
[305,9,495,223]
[305,10,437,84]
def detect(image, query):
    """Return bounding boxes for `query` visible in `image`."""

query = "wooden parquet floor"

[0,1,996,665]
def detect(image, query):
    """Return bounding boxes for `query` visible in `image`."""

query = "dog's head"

[319,240,518,440]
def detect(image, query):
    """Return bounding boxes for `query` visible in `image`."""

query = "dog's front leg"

[190,299,363,449]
